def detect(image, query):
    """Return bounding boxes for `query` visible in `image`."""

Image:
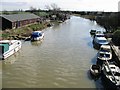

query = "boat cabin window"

[0,46,4,55]
[99,40,107,43]
[105,54,110,58]
[0,43,9,54]
[96,35,104,37]
[101,48,110,52]
[100,53,110,58]
[115,72,120,76]
[100,53,104,57]
[111,67,115,69]
[106,71,112,75]
[39,33,42,36]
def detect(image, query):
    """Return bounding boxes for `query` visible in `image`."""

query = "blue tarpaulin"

[31,32,42,37]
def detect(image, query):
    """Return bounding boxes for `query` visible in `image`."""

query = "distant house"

[0,13,40,30]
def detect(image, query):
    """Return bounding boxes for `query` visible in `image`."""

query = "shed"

[0,13,40,30]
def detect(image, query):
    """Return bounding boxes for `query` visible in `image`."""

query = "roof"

[0,40,20,44]
[97,37,107,40]
[101,45,111,49]
[95,33,104,36]
[0,13,40,22]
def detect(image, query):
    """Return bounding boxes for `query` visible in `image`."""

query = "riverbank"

[1,20,64,40]
[77,13,120,59]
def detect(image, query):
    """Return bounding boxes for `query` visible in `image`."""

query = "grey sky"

[1,0,119,12]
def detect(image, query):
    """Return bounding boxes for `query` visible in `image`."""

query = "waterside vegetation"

[72,11,120,46]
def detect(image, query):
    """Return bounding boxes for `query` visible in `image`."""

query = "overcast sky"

[1,0,119,12]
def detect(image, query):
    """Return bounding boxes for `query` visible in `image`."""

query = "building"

[0,13,40,30]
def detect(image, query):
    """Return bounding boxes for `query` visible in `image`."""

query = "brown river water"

[1,16,106,88]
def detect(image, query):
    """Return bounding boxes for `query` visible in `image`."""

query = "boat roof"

[97,37,107,40]
[33,31,42,33]
[1,13,40,22]
[99,51,110,54]
[0,40,19,44]
[100,45,111,49]
[95,33,104,36]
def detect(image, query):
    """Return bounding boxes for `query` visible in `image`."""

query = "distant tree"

[45,3,60,11]
[2,10,9,15]
[45,5,51,11]
[38,8,41,11]
[30,6,37,11]
[51,3,61,11]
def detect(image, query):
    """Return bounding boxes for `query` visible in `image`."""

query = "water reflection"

[31,40,43,46]
[2,50,21,64]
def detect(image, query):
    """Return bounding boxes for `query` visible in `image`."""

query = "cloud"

[1,2,29,10]
[1,0,119,11]
[2,2,27,6]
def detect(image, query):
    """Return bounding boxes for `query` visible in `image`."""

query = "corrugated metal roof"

[1,13,40,22]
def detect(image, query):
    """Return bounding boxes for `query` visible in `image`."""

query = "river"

[1,16,106,88]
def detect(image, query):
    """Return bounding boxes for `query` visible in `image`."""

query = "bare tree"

[2,10,9,15]
[51,3,60,11]
[45,3,60,11]
[30,6,36,11]
[45,5,51,11]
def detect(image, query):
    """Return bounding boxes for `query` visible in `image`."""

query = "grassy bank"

[1,22,49,40]
[1,20,64,40]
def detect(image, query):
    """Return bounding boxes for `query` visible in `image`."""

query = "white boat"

[102,61,120,89]
[93,33,109,49]
[0,40,22,60]
[100,45,112,52]
[31,31,44,41]
[90,64,101,77]
[97,45,112,63]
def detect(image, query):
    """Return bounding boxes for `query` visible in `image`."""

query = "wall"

[2,17,12,30]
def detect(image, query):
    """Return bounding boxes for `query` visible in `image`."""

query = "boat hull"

[101,73,120,89]
[3,45,21,60]
[31,36,44,41]
[0,40,22,60]
[90,65,101,77]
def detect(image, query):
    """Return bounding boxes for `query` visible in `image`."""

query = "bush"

[112,30,120,46]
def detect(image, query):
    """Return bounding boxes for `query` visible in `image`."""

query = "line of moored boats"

[89,29,120,89]
[0,31,44,60]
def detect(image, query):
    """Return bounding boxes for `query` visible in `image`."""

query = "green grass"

[2,33,10,38]
[1,22,47,39]
[28,23,44,31]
